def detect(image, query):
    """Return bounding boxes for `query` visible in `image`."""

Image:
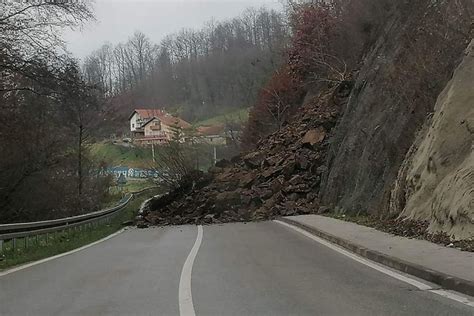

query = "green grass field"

[90,142,154,168]
[0,190,159,270]
[194,108,249,127]
[102,179,157,208]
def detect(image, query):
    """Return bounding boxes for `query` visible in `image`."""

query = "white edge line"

[428,289,474,307]
[179,225,203,316]
[0,228,126,277]
[274,220,474,308]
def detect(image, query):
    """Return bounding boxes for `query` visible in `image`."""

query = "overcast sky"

[63,0,284,60]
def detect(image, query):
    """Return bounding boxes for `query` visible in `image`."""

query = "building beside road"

[129,109,191,146]
[195,124,228,145]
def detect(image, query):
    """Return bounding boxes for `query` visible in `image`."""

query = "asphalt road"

[0,222,472,316]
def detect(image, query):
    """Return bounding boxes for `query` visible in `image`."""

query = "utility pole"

[151,143,156,162]
[191,138,199,171]
[213,146,217,166]
[196,142,200,171]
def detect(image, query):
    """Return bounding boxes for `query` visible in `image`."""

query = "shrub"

[242,67,305,147]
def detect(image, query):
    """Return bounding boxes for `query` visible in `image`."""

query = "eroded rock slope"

[391,41,474,240]
[142,88,350,225]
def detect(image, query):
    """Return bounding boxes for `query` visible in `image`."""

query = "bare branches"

[1,0,94,65]
[150,141,197,189]
[308,53,349,84]
[0,1,109,222]
[0,87,45,95]
[262,87,292,131]
[242,65,304,146]
[1,0,95,101]
[81,7,290,125]
[0,3,54,22]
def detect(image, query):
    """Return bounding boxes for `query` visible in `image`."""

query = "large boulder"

[301,127,326,147]
[215,190,241,208]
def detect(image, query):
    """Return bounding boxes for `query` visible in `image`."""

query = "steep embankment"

[90,142,153,168]
[142,87,349,225]
[142,2,473,241]
[391,41,474,240]
[318,7,472,216]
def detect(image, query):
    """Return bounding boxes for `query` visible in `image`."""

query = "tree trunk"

[78,124,83,197]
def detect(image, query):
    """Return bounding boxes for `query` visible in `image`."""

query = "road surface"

[0,222,472,315]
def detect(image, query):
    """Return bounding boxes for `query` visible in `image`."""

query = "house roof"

[159,115,192,129]
[196,124,225,136]
[130,109,191,129]
[141,117,159,128]
[129,109,165,120]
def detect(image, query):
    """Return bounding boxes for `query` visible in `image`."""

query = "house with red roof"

[129,109,191,146]
[195,124,227,145]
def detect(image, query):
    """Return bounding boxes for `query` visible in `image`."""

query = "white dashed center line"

[179,225,203,316]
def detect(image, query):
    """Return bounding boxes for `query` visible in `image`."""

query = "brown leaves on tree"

[242,67,304,148]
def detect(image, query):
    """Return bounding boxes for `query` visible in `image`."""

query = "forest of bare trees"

[0,1,110,222]
[83,7,290,124]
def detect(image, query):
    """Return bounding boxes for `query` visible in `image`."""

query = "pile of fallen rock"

[140,88,348,226]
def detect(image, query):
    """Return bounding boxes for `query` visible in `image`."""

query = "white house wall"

[130,113,140,132]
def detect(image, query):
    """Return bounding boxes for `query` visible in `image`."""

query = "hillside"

[194,108,249,127]
[141,1,474,241]
[90,142,154,168]
[85,7,288,137]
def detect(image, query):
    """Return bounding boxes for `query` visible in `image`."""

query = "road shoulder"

[280,215,474,297]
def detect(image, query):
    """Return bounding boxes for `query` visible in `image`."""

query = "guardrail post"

[12,238,16,251]
[0,239,3,253]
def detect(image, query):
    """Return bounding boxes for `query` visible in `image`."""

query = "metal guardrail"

[0,187,157,251]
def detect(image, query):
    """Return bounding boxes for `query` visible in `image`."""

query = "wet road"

[1,222,472,315]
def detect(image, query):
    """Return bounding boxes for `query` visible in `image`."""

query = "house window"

[132,123,135,128]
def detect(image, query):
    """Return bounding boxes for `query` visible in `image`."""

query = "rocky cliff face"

[391,41,474,240]
[318,8,471,216]
[318,17,414,215]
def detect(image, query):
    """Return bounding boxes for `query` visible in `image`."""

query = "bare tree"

[1,0,94,100]
[61,62,101,198]
[0,1,108,222]
[150,130,197,189]
[82,7,290,126]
